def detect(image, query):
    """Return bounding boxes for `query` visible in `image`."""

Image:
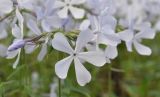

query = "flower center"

[73,53,77,57]
[66,3,70,6]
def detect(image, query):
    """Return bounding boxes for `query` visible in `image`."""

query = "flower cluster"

[0,0,159,87]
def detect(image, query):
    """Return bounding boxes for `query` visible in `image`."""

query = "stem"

[57,51,63,97]
[108,64,112,97]
[0,9,15,22]
[58,78,61,97]
[20,48,29,97]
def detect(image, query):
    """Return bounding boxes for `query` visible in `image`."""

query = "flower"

[119,20,155,55]
[52,31,106,86]
[92,16,120,46]
[88,14,120,59]
[54,0,86,19]
[34,0,63,32]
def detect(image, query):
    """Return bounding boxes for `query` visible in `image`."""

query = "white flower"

[54,0,86,19]
[90,14,120,47]
[0,0,13,15]
[52,31,106,86]
[119,20,155,56]
[34,0,63,32]
[105,45,118,59]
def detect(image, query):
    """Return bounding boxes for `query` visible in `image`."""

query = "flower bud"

[8,39,26,52]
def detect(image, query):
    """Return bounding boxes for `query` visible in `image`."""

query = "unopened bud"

[8,39,26,52]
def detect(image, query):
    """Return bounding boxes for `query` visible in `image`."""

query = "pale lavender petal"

[74,57,91,86]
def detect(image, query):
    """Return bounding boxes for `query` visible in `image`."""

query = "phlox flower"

[119,19,155,55]
[52,30,106,86]
[88,14,120,59]
[34,0,62,32]
[54,0,86,19]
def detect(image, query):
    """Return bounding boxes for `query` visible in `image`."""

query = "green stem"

[58,78,61,97]
[57,51,63,97]
[108,64,112,97]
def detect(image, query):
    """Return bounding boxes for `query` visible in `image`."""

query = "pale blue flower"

[54,0,86,19]
[52,31,106,86]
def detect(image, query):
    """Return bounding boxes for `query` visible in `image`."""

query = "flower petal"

[135,28,155,40]
[25,45,37,54]
[12,24,21,38]
[155,20,160,31]
[41,16,62,32]
[78,51,106,67]
[6,50,19,59]
[118,30,134,42]
[0,44,7,57]
[27,19,41,35]
[13,51,21,69]
[105,46,118,59]
[57,7,69,19]
[71,0,86,5]
[126,41,133,52]
[75,30,94,52]
[133,41,152,56]
[74,57,91,86]
[0,30,8,39]
[55,56,73,79]
[52,33,74,54]
[69,6,85,19]
[37,44,47,61]
[79,19,90,31]
[54,0,66,9]
[100,15,117,29]
[16,8,24,37]
[98,33,120,46]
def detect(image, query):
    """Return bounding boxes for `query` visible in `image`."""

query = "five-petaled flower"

[52,30,106,86]
[54,0,86,19]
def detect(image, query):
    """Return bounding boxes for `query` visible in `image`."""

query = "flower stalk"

[108,64,112,97]
[58,78,61,97]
